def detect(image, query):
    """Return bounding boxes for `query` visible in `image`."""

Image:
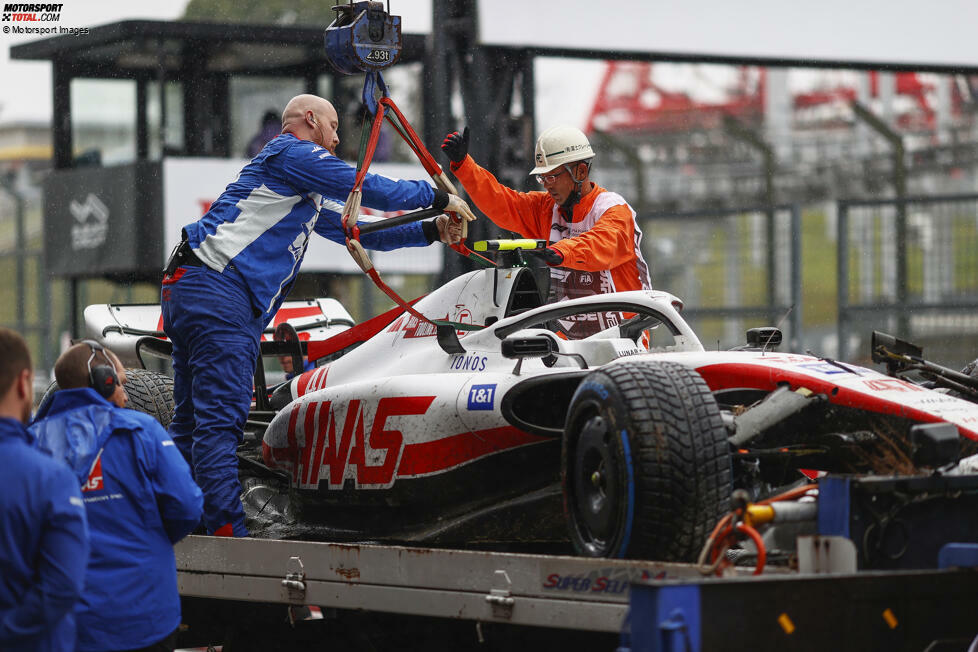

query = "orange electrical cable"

[698,483,818,576]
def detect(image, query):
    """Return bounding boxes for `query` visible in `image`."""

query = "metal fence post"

[790,203,802,351]
[0,176,27,337]
[851,100,907,339]
[766,204,777,326]
[837,201,849,360]
[722,116,777,325]
[896,195,909,339]
[39,246,53,372]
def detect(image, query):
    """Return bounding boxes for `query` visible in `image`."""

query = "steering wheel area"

[472,239,550,268]
[473,239,671,345]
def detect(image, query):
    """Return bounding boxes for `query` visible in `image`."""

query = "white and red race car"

[82,241,978,561]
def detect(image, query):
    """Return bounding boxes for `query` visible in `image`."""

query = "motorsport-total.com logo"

[2,3,63,22]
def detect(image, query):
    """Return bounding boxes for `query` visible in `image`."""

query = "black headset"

[82,340,119,400]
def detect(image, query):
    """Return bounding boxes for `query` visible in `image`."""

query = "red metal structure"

[585,62,971,136]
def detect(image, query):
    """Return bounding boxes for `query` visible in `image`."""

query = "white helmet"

[528,125,594,176]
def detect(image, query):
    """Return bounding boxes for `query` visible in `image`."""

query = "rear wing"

[84,298,356,369]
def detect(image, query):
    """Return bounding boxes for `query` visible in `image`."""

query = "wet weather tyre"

[123,369,174,428]
[35,378,60,419]
[562,360,731,561]
[35,369,174,429]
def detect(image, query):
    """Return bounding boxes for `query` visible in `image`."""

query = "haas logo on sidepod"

[291,396,435,490]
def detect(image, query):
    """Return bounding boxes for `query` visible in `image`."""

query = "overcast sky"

[0,1,468,124]
[4,1,972,131]
[0,0,187,122]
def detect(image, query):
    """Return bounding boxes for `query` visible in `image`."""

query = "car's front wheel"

[561,361,731,561]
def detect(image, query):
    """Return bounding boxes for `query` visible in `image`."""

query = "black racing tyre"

[124,368,175,429]
[562,360,731,561]
[34,378,60,419]
[34,369,174,429]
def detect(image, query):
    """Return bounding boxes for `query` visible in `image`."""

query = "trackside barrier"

[837,192,978,366]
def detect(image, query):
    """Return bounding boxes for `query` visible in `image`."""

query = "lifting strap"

[340,71,493,331]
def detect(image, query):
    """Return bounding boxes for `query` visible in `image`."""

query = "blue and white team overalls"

[161,133,441,536]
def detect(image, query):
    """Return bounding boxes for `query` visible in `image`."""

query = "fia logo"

[467,384,496,411]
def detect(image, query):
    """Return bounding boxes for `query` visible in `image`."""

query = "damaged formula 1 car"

[83,241,978,562]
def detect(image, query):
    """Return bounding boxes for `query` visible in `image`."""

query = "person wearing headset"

[30,342,202,652]
[161,94,477,538]
[441,125,652,339]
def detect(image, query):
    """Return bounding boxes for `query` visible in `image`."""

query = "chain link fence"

[639,204,803,351]
[837,192,978,368]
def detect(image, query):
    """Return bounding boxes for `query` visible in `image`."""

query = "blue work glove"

[441,127,470,164]
[541,247,564,266]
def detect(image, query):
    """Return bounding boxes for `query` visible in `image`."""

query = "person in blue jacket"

[161,93,476,537]
[0,328,89,652]
[31,342,203,652]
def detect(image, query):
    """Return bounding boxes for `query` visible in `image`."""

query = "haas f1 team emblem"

[287,396,435,490]
[83,449,105,492]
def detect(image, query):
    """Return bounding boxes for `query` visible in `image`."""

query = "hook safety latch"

[485,570,515,619]
[281,556,307,602]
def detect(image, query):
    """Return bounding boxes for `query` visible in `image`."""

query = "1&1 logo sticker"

[467,384,496,411]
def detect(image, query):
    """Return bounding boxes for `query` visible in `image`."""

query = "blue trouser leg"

[166,327,195,470]
[161,266,260,536]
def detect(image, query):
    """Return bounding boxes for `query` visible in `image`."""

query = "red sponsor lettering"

[296,367,328,396]
[307,401,331,486]
[296,396,434,489]
[757,354,814,364]
[284,401,550,489]
[387,314,440,339]
[300,402,319,485]
[360,396,433,485]
[863,378,925,393]
[345,401,369,480]
[325,400,357,488]
[454,305,473,336]
[386,315,405,333]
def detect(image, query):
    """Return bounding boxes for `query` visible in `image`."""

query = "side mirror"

[746,327,782,349]
[501,335,554,360]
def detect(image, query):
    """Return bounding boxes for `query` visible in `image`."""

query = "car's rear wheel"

[562,361,731,561]
[124,369,175,428]
[35,368,174,428]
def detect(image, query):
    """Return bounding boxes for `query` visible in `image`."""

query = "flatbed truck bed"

[175,535,710,634]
